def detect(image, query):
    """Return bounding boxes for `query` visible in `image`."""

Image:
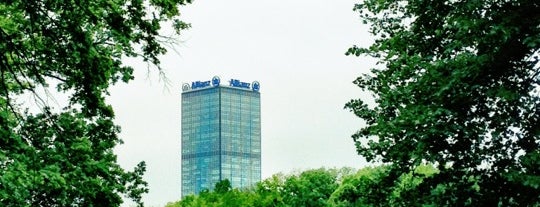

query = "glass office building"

[181,77,261,197]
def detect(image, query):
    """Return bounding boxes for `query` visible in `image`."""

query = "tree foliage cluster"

[345,0,540,206]
[1,0,191,206]
[166,166,438,207]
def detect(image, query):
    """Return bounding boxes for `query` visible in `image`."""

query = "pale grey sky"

[109,1,376,206]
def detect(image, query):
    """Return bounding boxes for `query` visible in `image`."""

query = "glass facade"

[181,86,261,197]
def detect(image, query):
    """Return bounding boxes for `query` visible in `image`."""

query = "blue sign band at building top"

[184,76,260,92]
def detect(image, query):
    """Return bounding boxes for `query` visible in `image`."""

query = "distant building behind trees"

[181,76,261,197]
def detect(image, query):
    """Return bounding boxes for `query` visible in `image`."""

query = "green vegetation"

[345,0,540,206]
[0,0,191,206]
[166,166,438,207]
[2,0,539,205]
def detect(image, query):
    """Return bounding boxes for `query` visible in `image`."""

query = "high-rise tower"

[181,76,261,197]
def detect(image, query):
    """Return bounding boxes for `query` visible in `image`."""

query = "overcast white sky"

[109,0,377,206]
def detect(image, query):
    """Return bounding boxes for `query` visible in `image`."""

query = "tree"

[329,166,392,207]
[0,0,191,206]
[214,179,232,194]
[281,168,339,207]
[166,179,258,207]
[329,165,437,207]
[346,0,540,206]
[253,174,286,207]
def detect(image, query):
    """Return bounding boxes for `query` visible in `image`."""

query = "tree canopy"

[346,0,539,205]
[1,0,191,206]
[166,168,352,207]
[166,166,438,207]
